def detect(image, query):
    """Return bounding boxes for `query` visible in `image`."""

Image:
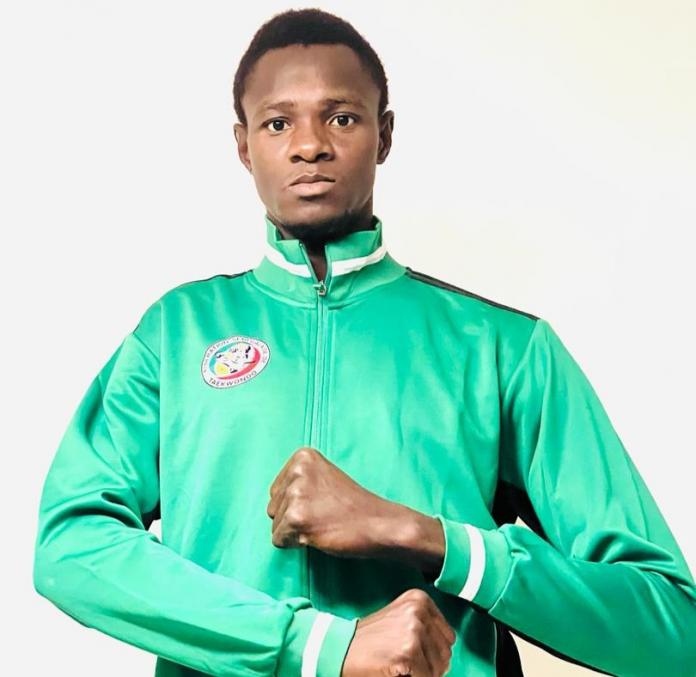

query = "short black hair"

[233,8,389,126]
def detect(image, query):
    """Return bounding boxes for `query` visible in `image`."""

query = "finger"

[266,479,286,518]
[432,615,456,658]
[424,614,454,676]
[425,598,457,648]
[418,629,442,677]
[418,600,454,675]
[426,625,453,676]
[266,489,276,519]
[430,623,453,676]
[271,489,308,548]
[411,640,433,677]
[268,458,297,518]
[268,461,289,501]
[269,448,302,501]
[267,485,281,521]
[270,491,293,547]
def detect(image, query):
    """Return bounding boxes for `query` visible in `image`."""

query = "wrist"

[410,512,446,581]
[370,503,445,577]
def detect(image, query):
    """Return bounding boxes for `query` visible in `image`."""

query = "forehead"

[242,43,380,116]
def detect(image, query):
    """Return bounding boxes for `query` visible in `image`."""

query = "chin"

[273,201,363,246]
[282,202,343,226]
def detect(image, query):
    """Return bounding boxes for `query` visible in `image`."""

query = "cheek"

[248,148,280,193]
[248,137,277,171]
[248,170,270,203]
[345,155,377,187]
[341,134,379,172]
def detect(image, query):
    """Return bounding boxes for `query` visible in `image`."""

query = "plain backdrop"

[3,1,695,675]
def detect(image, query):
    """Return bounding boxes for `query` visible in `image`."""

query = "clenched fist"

[342,588,456,677]
[266,446,400,558]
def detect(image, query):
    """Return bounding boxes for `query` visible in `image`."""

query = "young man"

[33,8,696,677]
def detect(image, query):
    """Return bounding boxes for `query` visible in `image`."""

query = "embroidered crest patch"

[201,335,270,388]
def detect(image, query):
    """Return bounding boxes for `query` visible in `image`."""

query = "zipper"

[299,242,331,604]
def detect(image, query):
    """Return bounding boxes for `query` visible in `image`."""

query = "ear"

[376,110,394,165]
[233,122,252,174]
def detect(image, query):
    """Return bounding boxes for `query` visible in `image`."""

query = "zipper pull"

[313,280,327,296]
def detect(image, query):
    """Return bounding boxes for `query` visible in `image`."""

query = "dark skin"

[234,43,454,676]
[234,43,389,281]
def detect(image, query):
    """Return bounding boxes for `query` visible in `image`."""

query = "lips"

[288,173,336,197]
[288,181,335,197]
[289,173,335,186]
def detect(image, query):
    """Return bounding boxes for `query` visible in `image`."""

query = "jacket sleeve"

[429,317,696,676]
[32,304,357,677]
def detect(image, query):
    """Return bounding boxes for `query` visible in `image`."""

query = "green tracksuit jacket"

[33,215,696,677]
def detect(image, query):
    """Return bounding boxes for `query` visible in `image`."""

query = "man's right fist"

[341,588,456,677]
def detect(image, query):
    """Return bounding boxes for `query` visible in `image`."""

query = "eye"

[265,119,289,133]
[330,114,357,128]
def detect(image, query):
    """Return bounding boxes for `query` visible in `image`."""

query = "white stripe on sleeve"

[457,524,486,601]
[301,611,335,677]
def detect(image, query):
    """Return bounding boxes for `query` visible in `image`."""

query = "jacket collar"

[249,213,406,305]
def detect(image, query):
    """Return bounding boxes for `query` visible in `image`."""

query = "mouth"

[290,172,335,185]
[288,174,336,197]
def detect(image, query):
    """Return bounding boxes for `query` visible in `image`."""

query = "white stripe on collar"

[264,245,313,278]
[332,244,387,277]
[264,243,388,279]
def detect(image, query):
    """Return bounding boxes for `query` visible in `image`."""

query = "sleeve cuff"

[277,606,358,677]
[430,514,513,610]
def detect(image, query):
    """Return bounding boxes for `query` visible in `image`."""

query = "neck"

[268,203,376,281]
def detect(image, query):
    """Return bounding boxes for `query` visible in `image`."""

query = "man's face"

[233,43,393,230]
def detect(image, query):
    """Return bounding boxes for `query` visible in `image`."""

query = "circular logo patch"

[201,335,270,388]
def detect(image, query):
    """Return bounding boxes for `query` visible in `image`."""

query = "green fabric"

[315,612,359,677]
[276,607,357,677]
[432,514,512,610]
[33,214,696,676]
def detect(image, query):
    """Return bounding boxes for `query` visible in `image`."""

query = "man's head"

[232,9,394,246]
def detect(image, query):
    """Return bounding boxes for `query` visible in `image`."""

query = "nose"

[289,117,334,163]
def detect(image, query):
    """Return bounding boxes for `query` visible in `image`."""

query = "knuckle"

[405,602,427,623]
[405,587,428,601]
[290,464,308,481]
[402,632,421,654]
[287,483,305,499]
[285,507,307,528]
[295,447,314,461]
[407,616,425,636]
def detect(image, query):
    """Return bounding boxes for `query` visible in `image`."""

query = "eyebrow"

[260,97,367,113]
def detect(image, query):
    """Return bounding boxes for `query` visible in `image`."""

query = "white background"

[3,1,695,675]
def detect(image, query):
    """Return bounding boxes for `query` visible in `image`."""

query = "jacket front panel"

[158,277,317,604]
[150,245,527,676]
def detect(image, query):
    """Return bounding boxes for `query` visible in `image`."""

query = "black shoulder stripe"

[404,267,539,320]
[197,269,252,283]
[175,269,252,287]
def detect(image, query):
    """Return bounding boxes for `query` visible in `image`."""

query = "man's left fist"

[266,446,395,558]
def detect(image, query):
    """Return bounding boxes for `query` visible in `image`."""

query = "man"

[33,8,696,677]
